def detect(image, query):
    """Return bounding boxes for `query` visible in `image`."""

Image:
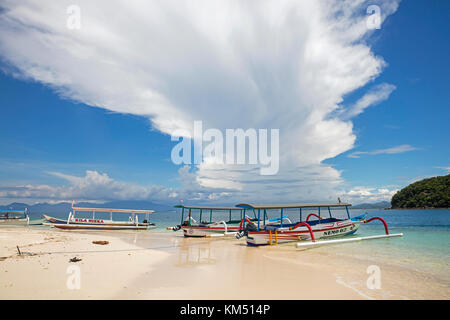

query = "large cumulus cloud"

[0,0,400,203]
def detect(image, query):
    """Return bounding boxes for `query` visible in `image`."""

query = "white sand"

[0,227,169,299]
[0,226,448,299]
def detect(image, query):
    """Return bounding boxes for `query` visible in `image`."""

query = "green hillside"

[391,174,450,208]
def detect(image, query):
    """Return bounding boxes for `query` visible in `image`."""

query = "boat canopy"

[174,205,248,226]
[236,203,351,209]
[0,209,28,214]
[72,207,155,214]
[174,205,242,211]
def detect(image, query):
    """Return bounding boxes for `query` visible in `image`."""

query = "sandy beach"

[0,226,448,300]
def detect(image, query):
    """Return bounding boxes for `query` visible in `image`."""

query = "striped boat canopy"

[72,207,155,214]
[236,203,352,209]
[174,205,242,210]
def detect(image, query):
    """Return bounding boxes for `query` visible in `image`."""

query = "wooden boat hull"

[246,219,362,246]
[0,217,29,225]
[182,225,240,237]
[43,215,156,230]
[180,217,287,237]
[46,223,155,230]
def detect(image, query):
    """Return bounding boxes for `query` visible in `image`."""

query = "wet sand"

[0,226,448,299]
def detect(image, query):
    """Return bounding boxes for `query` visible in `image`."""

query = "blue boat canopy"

[236,203,351,209]
[174,205,242,210]
[0,209,28,214]
[72,207,154,214]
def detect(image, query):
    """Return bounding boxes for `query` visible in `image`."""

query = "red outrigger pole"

[289,222,315,241]
[296,216,402,248]
[239,217,254,230]
[306,213,320,221]
[364,216,390,235]
[235,202,403,247]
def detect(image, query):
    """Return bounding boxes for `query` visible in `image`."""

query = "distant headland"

[391,174,450,209]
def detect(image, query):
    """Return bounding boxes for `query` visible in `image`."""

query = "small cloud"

[340,83,396,120]
[384,124,400,130]
[407,77,421,84]
[435,166,450,173]
[342,186,398,203]
[348,144,419,158]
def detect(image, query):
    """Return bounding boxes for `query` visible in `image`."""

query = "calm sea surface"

[32,207,450,281]
[146,208,450,281]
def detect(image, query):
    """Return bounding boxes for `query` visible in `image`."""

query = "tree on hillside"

[391,174,450,208]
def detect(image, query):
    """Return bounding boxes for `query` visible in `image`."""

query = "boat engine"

[235,231,245,239]
[236,220,257,239]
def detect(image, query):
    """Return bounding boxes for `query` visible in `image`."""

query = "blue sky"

[0,74,178,186]
[0,0,448,205]
[329,0,450,186]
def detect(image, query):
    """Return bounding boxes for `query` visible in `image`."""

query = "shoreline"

[0,226,448,299]
[383,207,450,210]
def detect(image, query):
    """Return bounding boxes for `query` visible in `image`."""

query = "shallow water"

[330,209,450,283]
[152,208,450,283]
[34,208,450,285]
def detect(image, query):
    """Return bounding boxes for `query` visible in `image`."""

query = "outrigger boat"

[43,203,156,230]
[235,203,403,246]
[0,208,29,225]
[170,205,291,237]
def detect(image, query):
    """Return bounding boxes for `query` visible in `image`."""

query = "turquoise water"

[33,208,449,280]
[150,208,450,281]
[316,209,450,281]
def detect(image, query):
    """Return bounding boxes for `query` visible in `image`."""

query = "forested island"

[391,174,450,208]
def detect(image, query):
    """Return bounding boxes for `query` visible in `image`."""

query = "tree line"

[391,174,450,208]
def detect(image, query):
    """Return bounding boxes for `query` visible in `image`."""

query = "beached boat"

[0,208,29,225]
[235,203,402,246]
[43,203,156,230]
[170,205,291,237]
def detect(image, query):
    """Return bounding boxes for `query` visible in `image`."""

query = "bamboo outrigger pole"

[295,233,403,248]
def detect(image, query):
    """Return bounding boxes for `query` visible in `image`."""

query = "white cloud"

[0,170,176,202]
[0,167,399,205]
[339,83,396,120]
[192,162,346,203]
[342,186,398,203]
[348,144,419,158]
[435,166,450,173]
[0,0,400,203]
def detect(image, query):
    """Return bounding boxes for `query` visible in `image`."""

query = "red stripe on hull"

[248,223,353,236]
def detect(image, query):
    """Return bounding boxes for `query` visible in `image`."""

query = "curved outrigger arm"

[348,213,389,234]
[363,216,390,235]
[208,220,239,236]
[306,213,319,221]
[209,220,228,233]
[296,215,402,248]
[289,221,315,242]
[267,215,291,225]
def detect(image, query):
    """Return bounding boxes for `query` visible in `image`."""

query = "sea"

[31,207,450,284]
